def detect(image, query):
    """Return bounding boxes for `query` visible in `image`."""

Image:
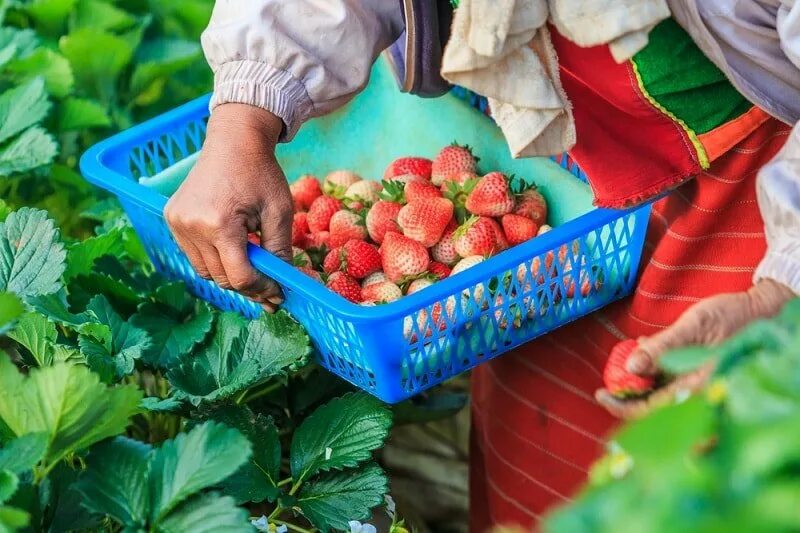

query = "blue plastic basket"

[80,63,651,404]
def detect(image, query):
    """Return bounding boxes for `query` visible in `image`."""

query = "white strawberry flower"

[349,521,377,533]
[251,516,268,531]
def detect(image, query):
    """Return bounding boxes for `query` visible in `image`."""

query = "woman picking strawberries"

[165,0,800,530]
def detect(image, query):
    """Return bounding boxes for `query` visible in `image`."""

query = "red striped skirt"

[468,118,792,531]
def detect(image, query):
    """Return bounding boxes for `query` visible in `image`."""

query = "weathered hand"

[165,103,293,312]
[596,279,795,419]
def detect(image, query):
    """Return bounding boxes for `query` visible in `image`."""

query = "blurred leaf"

[392,390,468,425]
[0,208,66,298]
[0,77,50,144]
[291,392,392,482]
[21,0,78,37]
[58,98,111,130]
[0,506,29,532]
[0,471,17,505]
[130,38,200,105]
[0,127,58,176]
[297,463,388,532]
[73,0,136,31]
[0,28,38,58]
[59,29,134,103]
[4,49,74,98]
[0,293,24,336]
[659,346,717,375]
[0,433,48,474]
[726,350,800,423]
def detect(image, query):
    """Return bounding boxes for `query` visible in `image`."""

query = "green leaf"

[0,293,23,335]
[204,406,281,504]
[0,201,11,223]
[0,505,29,532]
[78,295,151,380]
[73,0,136,32]
[156,492,250,533]
[290,393,392,482]
[131,283,214,369]
[42,461,102,533]
[148,421,251,522]
[0,208,66,298]
[130,38,200,105]
[5,49,74,99]
[21,0,78,37]
[0,29,38,59]
[6,312,57,367]
[0,472,18,504]
[659,346,718,374]
[64,228,125,280]
[76,437,151,528]
[58,98,111,131]
[0,78,50,145]
[297,463,388,532]
[0,433,48,475]
[59,29,134,103]
[0,354,141,471]
[25,289,95,328]
[140,396,184,414]
[169,311,310,405]
[0,127,58,176]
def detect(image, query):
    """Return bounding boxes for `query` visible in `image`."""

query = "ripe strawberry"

[362,271,387,288]
[365,201,402,244]
[428,261,452,280]
[502,214,539,246]
[465,172,514,217]
[290,175,322,211]
[292,212,309,247]
[323,170,362,198]
[431,221,460,265]
[362,280,403,303]
[305,231,330,250]
[344,180,382,208]
[326,271,363,303]
[487,218,509,252]
[397,198,454,248]
[307,196,342,232]
[380,232,430,283]
[406,278,434,294]
[384,156,433,181]
[603,339,655,397]
[329,210,367,248]
[404,179,442,203]
[453,217,498,257]
[515,188,548,225]
[292,247,311,267]
[322,246,343,274]
[247,232,261,246]
[431,143,478,186]
[297,266,322,282]
[439,170,478,192]
[341,239,381,279]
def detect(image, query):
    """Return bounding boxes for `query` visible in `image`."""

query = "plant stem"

[273,519,316,533]
[289,480,303,496]
[241,381,282,404]
[277,477,292,487]
[267,506,283,521]
[234,388,249,405]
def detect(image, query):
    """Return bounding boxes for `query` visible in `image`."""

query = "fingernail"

[267,296,284,306]
[627,354,645,373]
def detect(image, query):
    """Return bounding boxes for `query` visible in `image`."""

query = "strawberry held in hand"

[397,197,454,248]
[603,339,656,398]
[431,143,478,186]
[384,156,432,181]
[380,232,430,283]
[465,172,514,217]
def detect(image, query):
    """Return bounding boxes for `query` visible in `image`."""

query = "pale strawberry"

[431,143,478,186]
[451,255,486,301]
[341,239,381,279]
[453,216,498,257]
[404,179,442,203]
[406,278,434,294]
[326,271,362,303]
[297,265,322,282]
[515,188,548,225]
[307,196,342,232]
[431,220,460,265]
[329,210,367,248]
[344,180,382,207]
[397,197,454,248]
[384,156,433,181]
[323,170,362,198]
[428,261,452,280]
[380,232,430,283]
[365,200,402,244]
[305,231,330,250]
[439,170,478,192]
[465,172,514,217]
[362,280,403,303]
[538,224,553,235]
[290,175,322,211]
[292,212,309,247]
[322,246,343,274]
[362,271,387,288]
[501,213,539,246]
[292,247,311,267]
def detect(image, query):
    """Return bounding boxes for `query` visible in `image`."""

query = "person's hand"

[596,279,795,419]
[165,103,293,312]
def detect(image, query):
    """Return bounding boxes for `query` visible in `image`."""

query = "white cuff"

[755,244,800,296]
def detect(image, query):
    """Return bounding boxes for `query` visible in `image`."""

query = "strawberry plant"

[545,298,800,533]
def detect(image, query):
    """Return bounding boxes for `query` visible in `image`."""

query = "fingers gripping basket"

[80,62,651,403]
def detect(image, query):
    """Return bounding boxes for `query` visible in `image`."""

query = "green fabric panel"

[633,19,752,134]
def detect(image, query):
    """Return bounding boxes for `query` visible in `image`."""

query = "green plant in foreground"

[545,298,800,533]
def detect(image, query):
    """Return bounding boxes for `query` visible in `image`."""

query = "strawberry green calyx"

[379,180,406,204]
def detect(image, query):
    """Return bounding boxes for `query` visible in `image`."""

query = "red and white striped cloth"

[468,117,792,530]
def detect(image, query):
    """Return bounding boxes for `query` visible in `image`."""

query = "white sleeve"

[778,0,800,69]
[201,0,404,141]
[755,121,800,295]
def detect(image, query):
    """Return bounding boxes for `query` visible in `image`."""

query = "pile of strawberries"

[273,143,554,305]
